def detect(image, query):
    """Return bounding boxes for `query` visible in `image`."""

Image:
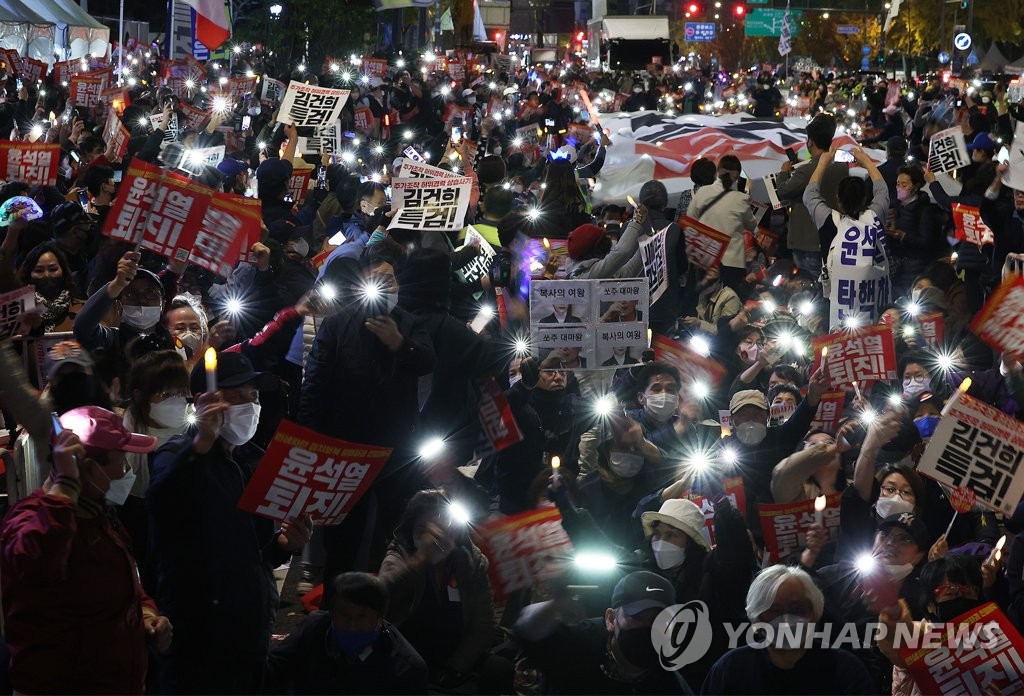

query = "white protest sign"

[277,82,350,128]
[388,176,472,232]
[928,126,970,174]
[455,225,496,292]
[639,226,669,303]
[595,278,649,367]
[824,211,891,330]
[395,158,464,180]
[917,391,1024,515]
[298,122,342,155]
[261,77,286,104]
[181,145,225,175]
[1001,122,1024,191]
[0,286,36,340]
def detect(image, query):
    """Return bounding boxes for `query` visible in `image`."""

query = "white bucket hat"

[641,499,711,551]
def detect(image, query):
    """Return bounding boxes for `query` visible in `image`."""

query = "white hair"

[745,565,824,623]
[170,294,209,339]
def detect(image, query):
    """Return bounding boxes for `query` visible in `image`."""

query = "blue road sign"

[684,22,716,42]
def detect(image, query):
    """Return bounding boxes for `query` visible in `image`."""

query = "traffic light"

[687,2,701,13]
[733,4,746,17]
[959,0,968,7]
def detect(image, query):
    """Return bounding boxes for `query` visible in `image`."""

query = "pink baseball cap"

[59,406,158,454]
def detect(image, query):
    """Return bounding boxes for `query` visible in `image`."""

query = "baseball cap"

[611,571,676,616]
[641,499,712,551]
[45,340,94,380]
[730,389,768,414]
[878,512,930,549]
[60,405,158,454]
[967,131,997,152]
[189,351,279,395]
[256,157,293,184]
[217,158,249,179]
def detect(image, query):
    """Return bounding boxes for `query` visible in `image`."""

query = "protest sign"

[261,77,286,104]
[395,158,464,180]
[758,492,842,563]
[237,419,390,526]
[753,171,786,210]
[297,123,341,156]
[0,48,19,74]
[402,146,426,163]
[652,334,727,386]
[595,279,650,367]
[388,176,472,233]
[928,126,970,174]
[53,59,83,86]
[918,312,945,350]
[288,168,313,205]
[824,213,891,329]
[917,392,1024,515]
[102,158,213,263]
[811,325,898,384]
[474,507,573,600]
[749,199,771,227]
[178,102,207,131]
[677,477,747,548]
[180,145,225,175]
[103,107,131,160]
[679,215,732,271]
[19,58,46,85]
[361,57,387,78]
[1000,122,1024,191]
[754,226,780,257]
[0,287,35,341]
[639,225,669,303]
[277,82,350,128]
[190,192,263,277]
[971,275,1024,353]
[952,203,995,247]
[226,76,257,102]
[454,225,496,292]
[530,279,593,328]
[353,107,373,133]
[0,142,60,187]
[809,390,846,434]
[901,603,1024,695]
[477,376,524,452]
[71,74,104,109]
[448,60,465,81]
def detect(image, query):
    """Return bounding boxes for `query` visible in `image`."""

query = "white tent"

[0,0,108,63]
[979,43,1008,73]
[0,0,55,61]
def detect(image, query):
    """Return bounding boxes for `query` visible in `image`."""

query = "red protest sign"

[653,333,727,386]
[443,103,472,127]
[71,74,104,109]
[288,168,312,205]
[758,491,841,563]
[809,390,846,435]
[678,476,746,547]
[185,54,207,81]
[474,507,573,600]
[361,57,387,78]
[0,48,19,74]
[236,197,265,265]
[226,76,257,102]
[950,486,977,513]
[0,142,60,186]
[53,59,83,85]
[754,226,779,256]
[810,325,898,385]
[102,158,213,263]
[679,215,732,271]
[191,192,263,277]
[952,202,995,247]
[901,603,1024,695]
[918,311,945,350]
[103,108,130,160]
[476,377,523,452]
[237,419,390,526]
[353,106,374,134]
[179,102,208,130]
[971,275,1024,354]
[19,58,46,84]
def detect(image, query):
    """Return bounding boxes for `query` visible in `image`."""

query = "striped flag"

[778,2,792,57]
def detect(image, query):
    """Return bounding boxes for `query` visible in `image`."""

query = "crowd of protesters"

[0,41,1022,695]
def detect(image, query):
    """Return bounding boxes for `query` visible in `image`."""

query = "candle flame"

[204,347,217,371]
[551,455,560,470]
[814,495,827,512]
[959,377,972,393]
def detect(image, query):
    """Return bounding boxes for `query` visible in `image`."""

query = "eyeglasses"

[122,289,163,304]
[880,531,916,547]
[880,484,915,500]
[932,582,975,599]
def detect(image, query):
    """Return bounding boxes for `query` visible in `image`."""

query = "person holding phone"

[0,406,172,693]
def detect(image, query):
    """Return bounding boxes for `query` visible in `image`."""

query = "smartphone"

[835,149,855,163]
[50,412,63,436]
[69,149,81,164]
[343,131,356,139]
[451,126,462,144]
[786,148,799,164]
[469,307,491,333]
[113,170,123,183]
[241,114,251,131]
[78,190,89,209]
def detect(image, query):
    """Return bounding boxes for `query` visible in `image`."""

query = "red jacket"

[0,491,156,694]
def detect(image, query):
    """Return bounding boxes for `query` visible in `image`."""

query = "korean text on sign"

[639,226,669,303]
[971,275,1024,354]
[811,325,898,384]
[679,215,732,271]
[827,213,891,329]
[277,82,350,128]
[917,392,1024,515]
[758,492,842,563]
[388,176,472,233]
[191,192,262,278]
[678,476,747,547]
[652,334,727,386]
[952,203,995,247]
[0,142,60,187]
[475,507,574,600]
[71,75,104,108]
[809,390,846,434]
[928,127,970,174]
[237,419,391,526]
[0,287,35,340]
[477,376,524,452]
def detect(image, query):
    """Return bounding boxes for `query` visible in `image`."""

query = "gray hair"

[745,565,824,623]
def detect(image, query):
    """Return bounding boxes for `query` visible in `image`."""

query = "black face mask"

[934,597,980,623]
[34,277,65,299]
[616,624,659,669]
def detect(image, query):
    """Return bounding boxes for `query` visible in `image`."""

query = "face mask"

[767,614,813,650]
[741,344,760,363]
[383,292,398,314]
[896,188,912,202]
[608,451,644,478]
[914,415,940,439]
[651,539,686,570]
[911,288,923,303]
[121,305,162,331]
[330,626,380,657]
[508,373,522,387]
[34,277,64,298]
[903,376,928,398]
[935,597,979,622]
[875,494,915,519]
[467,96,476,105]
[175,330,203,353]
[885,562,915,583]
[616,623,659,668]
[221,402,261,445]
[643,392,677,423]
[290,238,310,257]
[150,396,189,429]
[735,421,767,446]
[94,462,136,506]
[247,105,262,116]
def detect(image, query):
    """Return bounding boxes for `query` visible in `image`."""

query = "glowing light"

[449,501,472,525]
[185,78,196,90]
[722,446,738,464]
[212,96,229,113]
[799,300,814,315]
[513,337,530,355]
[419,437,445,459]
[527,208,541,221]
[595,394,616,417]
[762,299,777,313]
[888,392,903,406]
[341,71,351,81]
[403,129,414,140]
[936,352,955,372]
[843,315,862,329]
[776,332,793,348]
[226,298,244,315]
[29,124,43,139]
[692,381,709,400]
[959,377,972,392]
[256,141,267,150]
[905,301,921,316]
[320,284,337,301]
[574,552,618,571]
[396,58,406,68]
[855,553,877,575]
[373,144,385,156]
[860,407,877,425]
[689,335,711,357]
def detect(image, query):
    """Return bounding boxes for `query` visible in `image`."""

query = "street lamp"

[270,3,283,16]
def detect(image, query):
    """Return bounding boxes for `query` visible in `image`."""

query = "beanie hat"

[567,223,607,261]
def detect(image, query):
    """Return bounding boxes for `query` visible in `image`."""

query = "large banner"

[679,215,732,271]
[237,419,391,526]
[811,325,898,385]
[0,287,35,340]
[639,225,669,303]
[190,192,262,278]
[928,127,970,174]
[917,391,1024,515]
[0,142,60,187]
[758,492,842,563]
[652,333,727,386]
[277,82,350,128]
[388,176,472,232]
[824,212,891,329]
[971,275,1024,354]
[474,507,573,600]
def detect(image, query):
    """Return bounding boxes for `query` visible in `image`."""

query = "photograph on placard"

[529,279,593,327]
[595,321,646,368]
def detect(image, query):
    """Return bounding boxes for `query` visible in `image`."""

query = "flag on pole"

[778,2,792,57]
[184,0,229,51]
[883,0,903,32]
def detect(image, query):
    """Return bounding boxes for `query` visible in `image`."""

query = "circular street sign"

[862,45,871,55]
[950,486,977,513]
[685,25,696,38]
[954,32,972,51]
[938,51,951,64]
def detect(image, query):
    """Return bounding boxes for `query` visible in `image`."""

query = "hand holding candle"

[551,455,561,482]
[814,494,827,526]
[204,347,217,393]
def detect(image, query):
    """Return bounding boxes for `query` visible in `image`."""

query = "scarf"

[38,290,72,332]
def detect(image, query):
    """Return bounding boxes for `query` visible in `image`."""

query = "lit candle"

[647,328,653,348]
[851,380,863,401]
[542,237,550,250]
[204,347,218,393]
[959,377,972,393]
[814,495,826,525]
[995,534,1006,563]
[551,455,561,482]
[626,195,636,207]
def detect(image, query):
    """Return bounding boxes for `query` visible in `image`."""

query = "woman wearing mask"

[18,242,84,333]
[901,357,934,401]
[378,490,496,691]
[641,499,711,599]
[887,165,940,296]
[163,295,208,357]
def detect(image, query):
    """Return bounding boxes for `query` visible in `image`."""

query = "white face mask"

[885,562,915,583]
[100,466,136,506]
[741,343,760,363]
[651,539,686,570]
[875,494,914,519]
[735,421,767,445]
[221,402,261,445]
[767,614,814,650]
[175,330,203,353]
[513,184,524,194]
[122,305,162,331]
[903,376,928,398]
[150,396,189,429]
[382,292,398,314]
[467,96,476,105]
[643,392,677,423]
[608,451,644,478]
